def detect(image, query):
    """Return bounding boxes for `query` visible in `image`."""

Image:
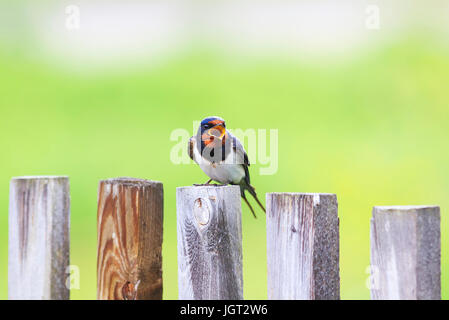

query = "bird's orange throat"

[202,125,226,147]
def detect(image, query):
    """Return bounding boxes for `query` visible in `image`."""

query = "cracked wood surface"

[177,185,243,300]
[97,178,163,300]
[9,176,70,300]
[370,206,440,300]
[266,193,339,300]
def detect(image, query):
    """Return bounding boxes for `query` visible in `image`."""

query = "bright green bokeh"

[0,35,448,300]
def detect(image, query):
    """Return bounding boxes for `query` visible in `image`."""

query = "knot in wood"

[121,280,139,300]
[193,198,211,226]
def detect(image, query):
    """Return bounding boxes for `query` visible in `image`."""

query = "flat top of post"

[374,205,440,211]
[267,192,336,196]
[177,185,240,191]
[100,177,162,187]
[11,176,69,180]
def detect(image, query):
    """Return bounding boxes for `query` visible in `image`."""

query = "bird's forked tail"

[240,182,266,219]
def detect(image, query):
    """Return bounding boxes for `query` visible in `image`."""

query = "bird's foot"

[193,179,229,187]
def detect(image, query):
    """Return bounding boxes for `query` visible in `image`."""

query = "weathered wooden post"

[177,185,243,300]
[97,178,163,300]
[8,176,70,300]
[266,193,339,300]
[370,206,440,300]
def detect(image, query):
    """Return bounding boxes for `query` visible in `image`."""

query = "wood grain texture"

[370,206,440,300]
[266,193,339,300]
[177,185,243,300]
[8,176,70,300]
[97,178,163,300]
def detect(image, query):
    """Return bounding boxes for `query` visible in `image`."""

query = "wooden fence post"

[177,185,243,300]
[266,193,339,300]
[8,176,70,300]
[370,206,440,300]
[97,178,163,300]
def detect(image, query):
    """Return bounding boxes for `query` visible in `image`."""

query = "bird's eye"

[223,122,226,128]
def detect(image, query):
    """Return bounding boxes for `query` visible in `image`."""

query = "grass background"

[0,31,448,299]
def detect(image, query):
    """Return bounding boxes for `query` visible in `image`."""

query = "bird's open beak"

[202,123,226,147]
[208,124,226,140]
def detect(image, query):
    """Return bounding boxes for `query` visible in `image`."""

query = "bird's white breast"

[192,143,245,184]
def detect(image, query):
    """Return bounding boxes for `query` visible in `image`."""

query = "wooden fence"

[7,176,441,300]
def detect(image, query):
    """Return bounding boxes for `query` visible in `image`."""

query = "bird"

[188,116,265,218]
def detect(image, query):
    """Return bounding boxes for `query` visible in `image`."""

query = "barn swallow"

[188,116,265,218]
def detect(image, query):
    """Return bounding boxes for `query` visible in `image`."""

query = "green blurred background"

[1,0,448,299]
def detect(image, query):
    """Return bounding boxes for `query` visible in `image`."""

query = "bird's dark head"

[199,116,227,148]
